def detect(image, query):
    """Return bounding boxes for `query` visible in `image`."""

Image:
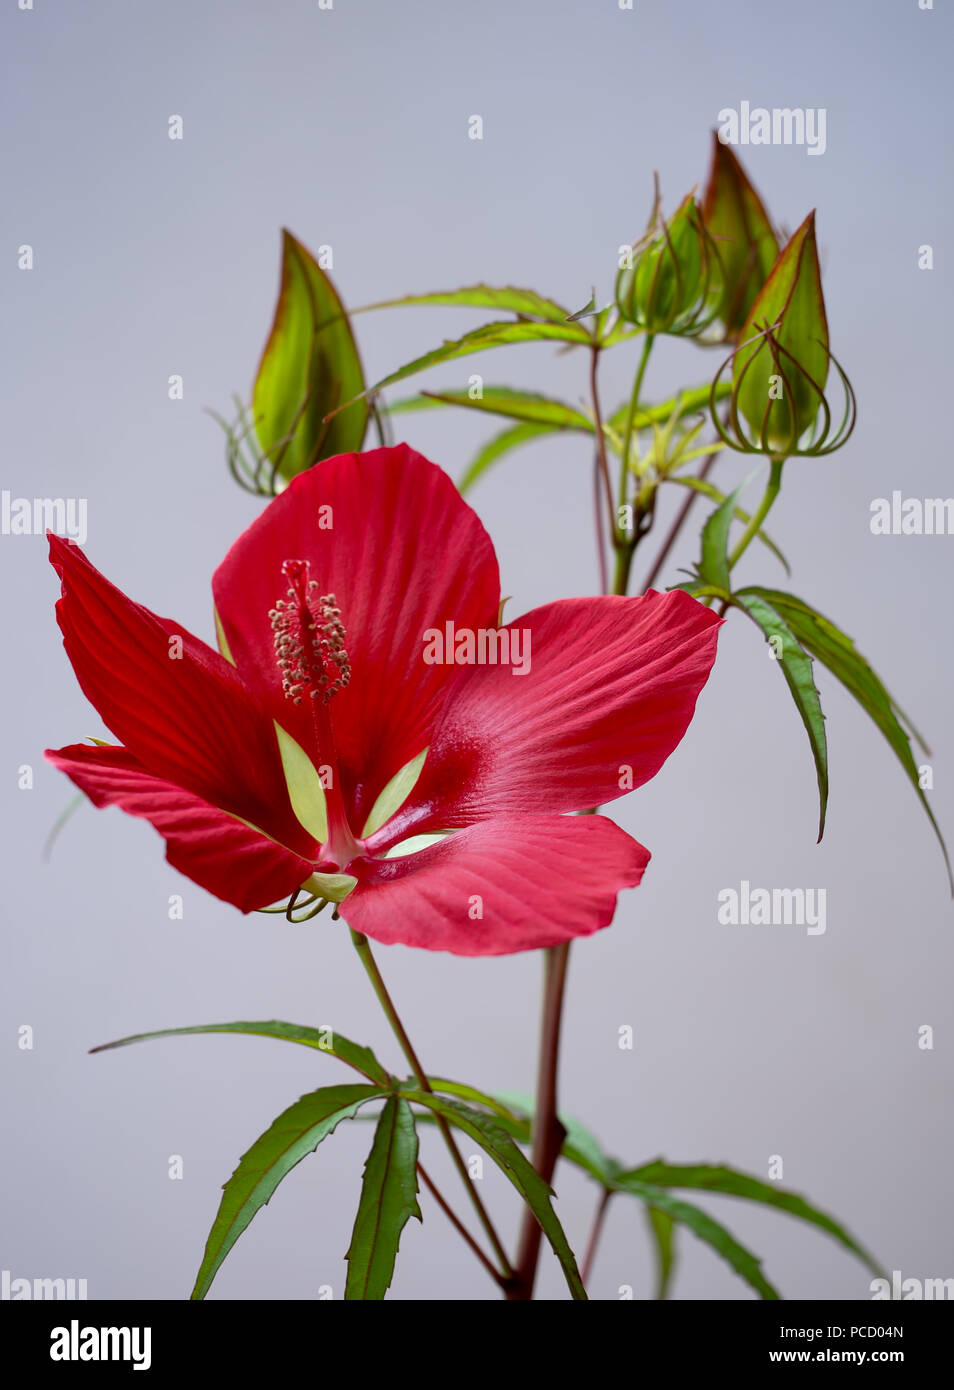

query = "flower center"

[269,559,351,706]
[270,559,361,870]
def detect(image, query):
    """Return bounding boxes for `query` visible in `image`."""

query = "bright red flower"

[46,445,721,955]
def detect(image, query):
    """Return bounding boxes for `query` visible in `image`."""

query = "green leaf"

[731,589,829,840]
[697,479,748,593]
[668,474,790,574]
[609,380,730,435]
[733,212,829,453]
[623,1160,882,1277]
[418,386,592,431]
[344,319,592,407]
[427,1078,518,1119]
[405,1092,587,1300]
[645,1206,677,1299]
[192,1084,387,1299]
[459,422,557,495]
[454,388,731,499]
[378,392,448,416]
[90,1020,391,1087]
[253,229,367,482]
[345,1097,421,1300]
[358,284,573,323]
[492,1091,620,1185]
[566,290,600,322]
[611,1176,780,1299]
[385,382,729,480]
[738,589,952,888]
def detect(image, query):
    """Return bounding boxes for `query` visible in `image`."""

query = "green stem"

[641,437,721,590]
[589,344,616,572]
[614,334,655,587]
[349,929,515,1283]
[612,536,638,596]
[620,334,655,487]
[728,455,784,570]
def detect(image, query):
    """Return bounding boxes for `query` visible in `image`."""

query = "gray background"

[2,0,951,1301]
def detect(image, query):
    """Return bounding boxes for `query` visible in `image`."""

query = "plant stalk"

[728,455,784,570]
[506,942,571,1299]
[349,928,515,1284]
[581,1189,613,1286]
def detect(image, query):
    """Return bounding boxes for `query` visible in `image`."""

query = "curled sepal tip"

[710,324,856,458]
[616,181,724,338]
[710,212,856,457]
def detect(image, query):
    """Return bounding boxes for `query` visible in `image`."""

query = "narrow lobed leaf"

[405,1091,588,1299]
[623,1159,882,1277]
[334,319,593,412]
[357,283,573,323]
[192,1084,388,1299]
[731,590,829,840]
[670,474,790,574]
[645,1206,678,1300]
[738,588,952,888]
[612,1177,781,1299]
[458,422,557,495]
[90,1020,390,1086]
[345,1096,421,1300]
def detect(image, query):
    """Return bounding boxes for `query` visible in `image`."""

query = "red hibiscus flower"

[46,445,720,955]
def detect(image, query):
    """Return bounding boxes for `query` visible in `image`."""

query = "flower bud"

[701,133,779,340]
[616,189,722,337]
[712,212,855,457]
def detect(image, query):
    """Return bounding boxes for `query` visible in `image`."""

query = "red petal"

[49,535,313,857]
[343,814,650,956]
[375,589,721,841]
[211,445,500,830]
[46,743,313,913]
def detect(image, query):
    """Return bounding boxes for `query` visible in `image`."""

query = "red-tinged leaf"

[702,134,779,337]
[732,213,829,453]
[358,284,573,323]
[332,319,592,413]
[253,230,367,482]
